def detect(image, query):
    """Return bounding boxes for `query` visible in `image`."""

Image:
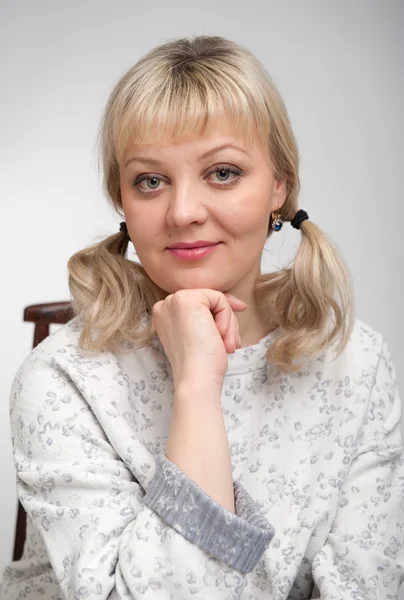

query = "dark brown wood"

[24,302,74,327]
[12,301,73,562]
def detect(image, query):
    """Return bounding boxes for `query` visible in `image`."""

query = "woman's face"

[120,118,286,300]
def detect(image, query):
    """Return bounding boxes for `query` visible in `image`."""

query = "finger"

[198,290,243,351]
[151,299,164,324]
[226,310,242,351]
[198,290,248,312]
[223,292,248,312]
[166,289,245,351]
[223,311,238,353]
[222,293,246,346]
[231,313,241,351]
[222,303,242,350]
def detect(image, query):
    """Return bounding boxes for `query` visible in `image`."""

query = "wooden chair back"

[12,302,74,561]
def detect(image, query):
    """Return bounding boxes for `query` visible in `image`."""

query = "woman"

[1,35,403,599]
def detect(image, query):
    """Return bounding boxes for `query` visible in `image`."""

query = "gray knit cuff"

[142,453,275,574]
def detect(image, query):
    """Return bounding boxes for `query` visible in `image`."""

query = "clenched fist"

[152,289,248,388]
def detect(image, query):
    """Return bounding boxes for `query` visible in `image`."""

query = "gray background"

[0,0,403,594]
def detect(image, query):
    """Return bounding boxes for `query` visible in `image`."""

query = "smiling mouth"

[167,243,222,260]
[167,242,221,249]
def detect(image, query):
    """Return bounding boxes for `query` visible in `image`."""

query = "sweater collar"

[147,313,280,375]
[225,329,280,373]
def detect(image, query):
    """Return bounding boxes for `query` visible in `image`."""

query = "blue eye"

[135,174,161,190]
[210,166,242,184]
[132,164,244,196]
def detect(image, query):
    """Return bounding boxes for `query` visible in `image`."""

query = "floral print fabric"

[0,315,403,599]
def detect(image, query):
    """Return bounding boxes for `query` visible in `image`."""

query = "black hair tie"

[120,221,128,235]
[290,209,309,230]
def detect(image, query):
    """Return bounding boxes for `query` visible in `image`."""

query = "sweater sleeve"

[310,338,404,599]
[8,350,275,599]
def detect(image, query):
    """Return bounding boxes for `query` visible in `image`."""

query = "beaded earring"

[270,210,283,232]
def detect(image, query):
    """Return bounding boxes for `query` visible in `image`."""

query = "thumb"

[223,292,248,311]
[197,289,247,342]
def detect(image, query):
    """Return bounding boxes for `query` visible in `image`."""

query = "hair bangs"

[114,67,269,165]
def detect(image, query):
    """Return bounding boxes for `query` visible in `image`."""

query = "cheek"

[220,201,269,236]
[130,229,157,260]
[121,201,157,246]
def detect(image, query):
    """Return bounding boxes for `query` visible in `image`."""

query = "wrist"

[175,375,224,397]
[166,388,234,513]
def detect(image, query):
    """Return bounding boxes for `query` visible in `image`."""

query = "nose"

[166,180,209,229]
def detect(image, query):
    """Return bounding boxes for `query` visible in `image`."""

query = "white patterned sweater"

[1,314,403,599]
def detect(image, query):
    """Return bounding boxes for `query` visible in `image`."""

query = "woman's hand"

[152,289,248,388]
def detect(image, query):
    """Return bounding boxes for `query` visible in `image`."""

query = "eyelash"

[132,165,244,196]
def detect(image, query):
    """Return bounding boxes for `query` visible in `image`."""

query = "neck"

[235,303,272,348]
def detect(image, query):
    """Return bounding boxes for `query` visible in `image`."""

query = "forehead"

[125,137,248,159]
[119,110,267,165]
[123,125,267,165]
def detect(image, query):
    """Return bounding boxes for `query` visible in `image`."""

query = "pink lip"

[168,241,219,249]
[167,243,221,260]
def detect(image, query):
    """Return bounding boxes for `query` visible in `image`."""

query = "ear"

[272,178,287,210]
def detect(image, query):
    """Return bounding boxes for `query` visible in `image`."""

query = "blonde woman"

[1,35,403,599]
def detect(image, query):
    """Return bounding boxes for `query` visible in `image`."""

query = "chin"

[160,278,229,294]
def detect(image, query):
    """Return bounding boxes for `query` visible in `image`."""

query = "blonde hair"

[67,35,355,373]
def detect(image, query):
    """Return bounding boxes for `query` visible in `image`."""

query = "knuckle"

[152,301,162,315]
[172,290,192,305]
[221,291,232,306]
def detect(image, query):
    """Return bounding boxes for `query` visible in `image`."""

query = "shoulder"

[346,321,401,450]
[327,316,388,371]
[349,317,397,382]
[21,315,86,360]
[319,317,399,411]
[10,315,158,405]
[349,317,385,353]
[312,317,397,401]
[9,317,131,426]
[10,316,110,399]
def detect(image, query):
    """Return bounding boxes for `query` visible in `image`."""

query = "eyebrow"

[124,144,249,169]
